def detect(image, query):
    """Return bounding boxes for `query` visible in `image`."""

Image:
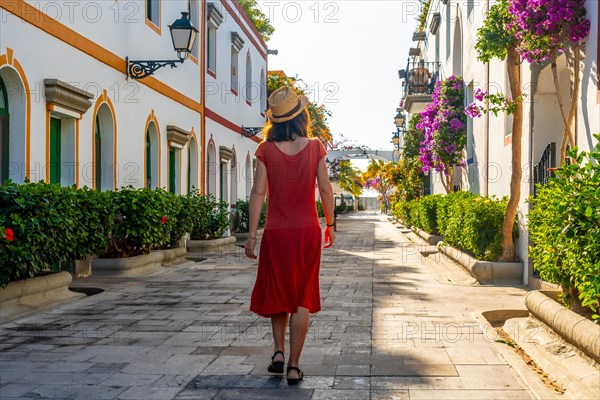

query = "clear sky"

[263,0,420,161]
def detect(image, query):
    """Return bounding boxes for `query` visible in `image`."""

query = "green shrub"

[412,194,443,234]
[0,182,114,287]
[169,194,195,247]
[103,187,178,258]
[231,198,267,233]
[436,191,476,236]
[189,192,229,240]
[528,137,600,319]
[316,200,325,218]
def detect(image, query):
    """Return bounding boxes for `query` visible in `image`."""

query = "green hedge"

[528,137,600,319]
[231,198,267,233]
[0,183,230,287]
[0,182,114,286]
[188,192,230,240]
[392,191,516,261]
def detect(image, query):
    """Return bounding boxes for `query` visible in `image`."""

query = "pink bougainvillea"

[508,0,590,63]
[417,76,467,176]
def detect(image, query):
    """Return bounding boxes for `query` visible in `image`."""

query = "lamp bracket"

[126,57,184,80]
[241,126,262,138]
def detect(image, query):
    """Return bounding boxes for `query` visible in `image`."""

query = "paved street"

[0,211,536,399]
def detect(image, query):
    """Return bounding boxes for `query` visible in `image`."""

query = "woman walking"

[245,87,335,385]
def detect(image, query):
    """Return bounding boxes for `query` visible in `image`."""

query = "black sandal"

[286,366,304,385]
[267,350,285,374]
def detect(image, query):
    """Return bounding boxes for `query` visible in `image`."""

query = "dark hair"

[264,109,311,142]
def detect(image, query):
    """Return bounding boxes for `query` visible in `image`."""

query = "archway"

[188,135,198,192]
[94,103,115,191]
[207,140,217,197]
[145,120,159,189]
[0,66,26,184]
[452,15,463,76]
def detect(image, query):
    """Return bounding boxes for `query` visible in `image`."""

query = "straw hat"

[267,87,309,123]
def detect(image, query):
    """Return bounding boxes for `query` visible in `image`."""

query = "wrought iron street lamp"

[126,12,198,80]
[394,110,406,128]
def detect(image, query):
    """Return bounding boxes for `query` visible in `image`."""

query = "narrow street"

[1,212,536,399]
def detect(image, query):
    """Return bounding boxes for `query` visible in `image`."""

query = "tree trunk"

[499,47,523,262]
[557,45,581,164]
[440,166,454,193]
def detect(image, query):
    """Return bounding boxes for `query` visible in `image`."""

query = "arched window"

[188,136,198,193]
[452,17,463,76]
[260,70,266,114]
[0,67,26,184]
[230,153,237,203]
[207,141,217,197]
[245,53,252,104]
[245,155,252,198]
[145,121,159,189]
[0,76,9,185]
[94,104,115,191]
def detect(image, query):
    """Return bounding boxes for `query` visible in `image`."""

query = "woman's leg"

[271,312,288,362]
[288,306,310,378]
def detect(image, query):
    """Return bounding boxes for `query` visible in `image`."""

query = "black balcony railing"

[533,142,556,197]
[400,59,441,97]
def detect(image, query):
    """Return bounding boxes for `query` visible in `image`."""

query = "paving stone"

[0,212,537,399]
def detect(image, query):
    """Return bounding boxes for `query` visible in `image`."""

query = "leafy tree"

[239,0,275,42]
[473,0,523,262]
[267,72,333,144]
[337,160,363,204]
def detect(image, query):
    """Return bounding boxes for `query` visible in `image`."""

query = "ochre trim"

[91,90,118,190]
[144,110,162,188]
[222,0,267,59]
[144,0,162,35]
[205,107,261,143]
[1,1,201,113]
[0,48,31,180]
[208,69,217,79]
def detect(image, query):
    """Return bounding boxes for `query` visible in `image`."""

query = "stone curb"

[411,226,444,245]
[233,229,264,242]
[187,236,237,251]
[525,290,600,364]
[92,247,187,275]
[438,243,523,285]
[0,272,85,323]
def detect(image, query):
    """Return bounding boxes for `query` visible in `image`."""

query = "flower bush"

[507,0,590,63]
[417,76,467,192]
[528,136,600,319]
[0,182,114,287]
[102,187,180,258]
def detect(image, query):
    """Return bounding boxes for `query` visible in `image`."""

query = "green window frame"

[95,115,102,190]
[49,117,61,184]
[169,147,177,194]
[0,77,9,185]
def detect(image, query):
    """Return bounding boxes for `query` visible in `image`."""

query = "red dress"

[250,138,328,317]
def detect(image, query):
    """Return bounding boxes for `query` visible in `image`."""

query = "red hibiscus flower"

[4,228,14,242]
[161,216,168,225]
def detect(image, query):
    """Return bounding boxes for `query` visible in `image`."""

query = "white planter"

[233,229,264,241]
[92,247,187,276]
[187,236,236,252]
[526,290,600,364]
[0,272,85,323]
[438,243,523,284]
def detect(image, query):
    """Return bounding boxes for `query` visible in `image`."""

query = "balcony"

[399,59,441,114]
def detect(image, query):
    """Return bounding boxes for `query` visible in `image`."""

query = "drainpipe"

[200,0,207,195]
[485,0,490,196]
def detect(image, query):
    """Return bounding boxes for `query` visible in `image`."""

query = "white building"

[401,0,599,284]
[0,0,266,203]
[204,1,267,205]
